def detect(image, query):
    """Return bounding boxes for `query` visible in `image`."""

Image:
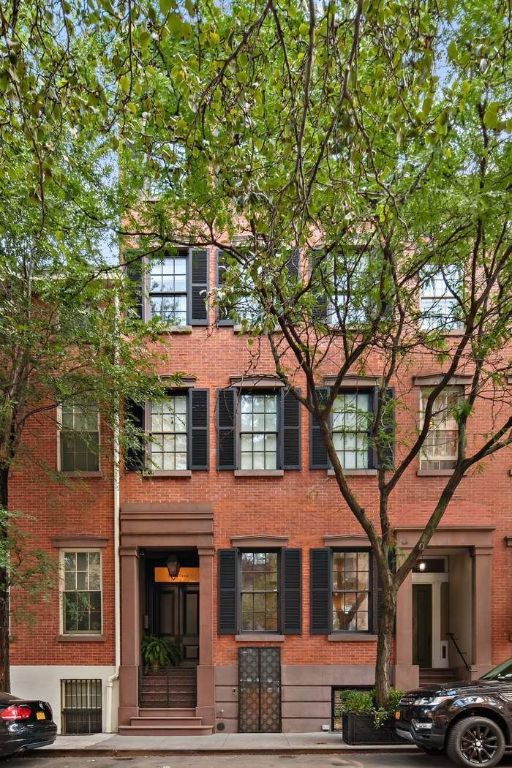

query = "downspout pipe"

[106,289,121,733]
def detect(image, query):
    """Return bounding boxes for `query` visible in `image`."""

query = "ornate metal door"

[238,647,281,733]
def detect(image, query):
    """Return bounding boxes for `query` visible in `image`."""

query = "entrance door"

[413,584,432,667]
[157,584,199,663]
[239,647,281,733]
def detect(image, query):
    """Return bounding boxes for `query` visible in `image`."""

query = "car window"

[480,659,512,680]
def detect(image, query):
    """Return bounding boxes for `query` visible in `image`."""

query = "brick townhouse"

[8,247,512,735]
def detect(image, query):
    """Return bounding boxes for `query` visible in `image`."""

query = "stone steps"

[120,706,213,737]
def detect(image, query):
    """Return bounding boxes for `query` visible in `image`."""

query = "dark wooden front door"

[238,647,281,733]
[413,584,432,667]
[157,584,199,663]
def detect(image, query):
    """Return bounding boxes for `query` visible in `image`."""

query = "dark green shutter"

[124,399,145,472]
[372,386,395,470]
[310,387,330,469]
[281,389,301,470]
[125,254,144,320]
[217,388,236,470]
[189,248,208,325]
[282,549,302,634]
[218,549,238,634]
[286,250,300,279]
[190,389,209,470]
[310,549,331,634]
[217,250,234,326]
[311,251,328,322]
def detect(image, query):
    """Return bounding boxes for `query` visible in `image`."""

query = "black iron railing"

[61,679,102,734]
[447,632,471,672]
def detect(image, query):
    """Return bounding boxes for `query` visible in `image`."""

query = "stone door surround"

[395,525,495,690]
[118,502,214,727]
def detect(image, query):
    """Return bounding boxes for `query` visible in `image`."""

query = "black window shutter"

[282,548,302,634]
[217,388,236,470]
[310,548,331,634]
[281,389,301,470]
[189,248,208,325]
[311,251,328,322]
[217,250,234,326]
[286,249,300,279]
[190,389,209,470]
[125,254,144,320]
[218,549,238,634]
[310,387,330,469]
[124,399,145,471]
[372,386,395,470]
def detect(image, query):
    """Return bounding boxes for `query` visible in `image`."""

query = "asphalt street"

[5,754,512,768]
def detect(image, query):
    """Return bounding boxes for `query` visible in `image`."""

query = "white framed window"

[332,392,372,469]
[61,551,102,635]
[59,403,100,473]
[240,393,278,470]
[420,266,463,331]
[420,387,462,470]
[240,551,279,632]
[326,251,370,327]
[148,254,188,325]
[332,550,371,632]
[148,394,188,471]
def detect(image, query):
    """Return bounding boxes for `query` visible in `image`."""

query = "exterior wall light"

[166,554,181,579]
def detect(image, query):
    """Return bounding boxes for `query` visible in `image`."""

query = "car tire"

[446,716,506,768]
[419,745,444,755]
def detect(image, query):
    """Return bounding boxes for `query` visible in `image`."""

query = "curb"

[20,746,420,758]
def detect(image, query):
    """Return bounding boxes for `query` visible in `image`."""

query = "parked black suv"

[395,658,512,767]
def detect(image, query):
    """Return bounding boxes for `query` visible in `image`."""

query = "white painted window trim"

[59,549,103,636]
[56,403,101,474]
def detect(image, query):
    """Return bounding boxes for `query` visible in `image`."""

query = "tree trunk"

[374,583,396,709]
[0,466,10,692]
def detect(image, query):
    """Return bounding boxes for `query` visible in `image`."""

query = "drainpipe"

[106,289,121,733]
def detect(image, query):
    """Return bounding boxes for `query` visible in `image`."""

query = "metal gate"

[238,647,281,733]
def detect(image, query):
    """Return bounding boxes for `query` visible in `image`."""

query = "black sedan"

[0,692,57,756]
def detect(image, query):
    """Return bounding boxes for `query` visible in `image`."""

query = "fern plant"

[141,635,183,671]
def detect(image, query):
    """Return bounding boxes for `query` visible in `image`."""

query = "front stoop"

[119,708,214,737]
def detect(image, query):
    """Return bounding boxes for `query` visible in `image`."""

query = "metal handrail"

[447,632,471,672]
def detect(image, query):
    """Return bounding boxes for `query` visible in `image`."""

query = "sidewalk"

[37,732,418,755]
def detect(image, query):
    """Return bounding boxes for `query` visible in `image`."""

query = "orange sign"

[154,566,199,584]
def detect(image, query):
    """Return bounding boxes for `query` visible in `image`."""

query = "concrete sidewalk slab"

[33,732,418,756]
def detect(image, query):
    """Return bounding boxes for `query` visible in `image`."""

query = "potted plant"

[141,635,184,672]
[340,688,404,745]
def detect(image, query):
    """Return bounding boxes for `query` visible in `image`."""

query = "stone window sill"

[235,634,285,642]
[234,470,284,478]
[327,469,377,477]
[156,325,193,334]
[58,634,105,643]
[328,633,378,642]
[143,470,192,478]
[233,325,281,334]
[416,469,455,477]
[59,471,102,478]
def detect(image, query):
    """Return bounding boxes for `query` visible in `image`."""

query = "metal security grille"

[61,679,102,734]
[238,647,281,733]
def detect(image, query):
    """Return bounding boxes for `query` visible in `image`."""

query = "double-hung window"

[217,386,301,472]
[332,550,370,632]
[325,250,370,327]
[60,402,100,473]
[149,254,188,325]
[332,392,372,470]
[420,387,462,470]
[420,266,463,331]
[240,393,278,470]
[62,551,102,635]
[125,389,209,473]
[149,394,188,471]
[240,551,279,632]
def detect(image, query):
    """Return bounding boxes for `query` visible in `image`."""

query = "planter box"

[342,712,403,745]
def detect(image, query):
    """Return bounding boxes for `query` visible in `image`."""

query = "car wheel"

[419,745,444,755]
[446,716,506,768]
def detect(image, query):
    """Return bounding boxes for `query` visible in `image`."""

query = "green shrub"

[339,688,404,729]
[141,634,184,670]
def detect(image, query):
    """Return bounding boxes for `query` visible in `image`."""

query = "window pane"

[62,551,102,634]
[332,550,371,633]
[240,551,279,633]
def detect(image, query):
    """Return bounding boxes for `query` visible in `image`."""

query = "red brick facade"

[9,249,512,733]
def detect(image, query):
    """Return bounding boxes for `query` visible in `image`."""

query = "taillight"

[1,705,32,721]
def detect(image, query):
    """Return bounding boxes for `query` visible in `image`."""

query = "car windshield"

[480,658,512,681]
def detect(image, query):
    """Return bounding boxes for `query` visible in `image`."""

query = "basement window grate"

[61,679,102,734]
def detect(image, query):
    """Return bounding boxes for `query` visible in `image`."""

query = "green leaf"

[447,40,458,62]
[483,102,500,130]
[119,75,131,94]
[159,0,176,13]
